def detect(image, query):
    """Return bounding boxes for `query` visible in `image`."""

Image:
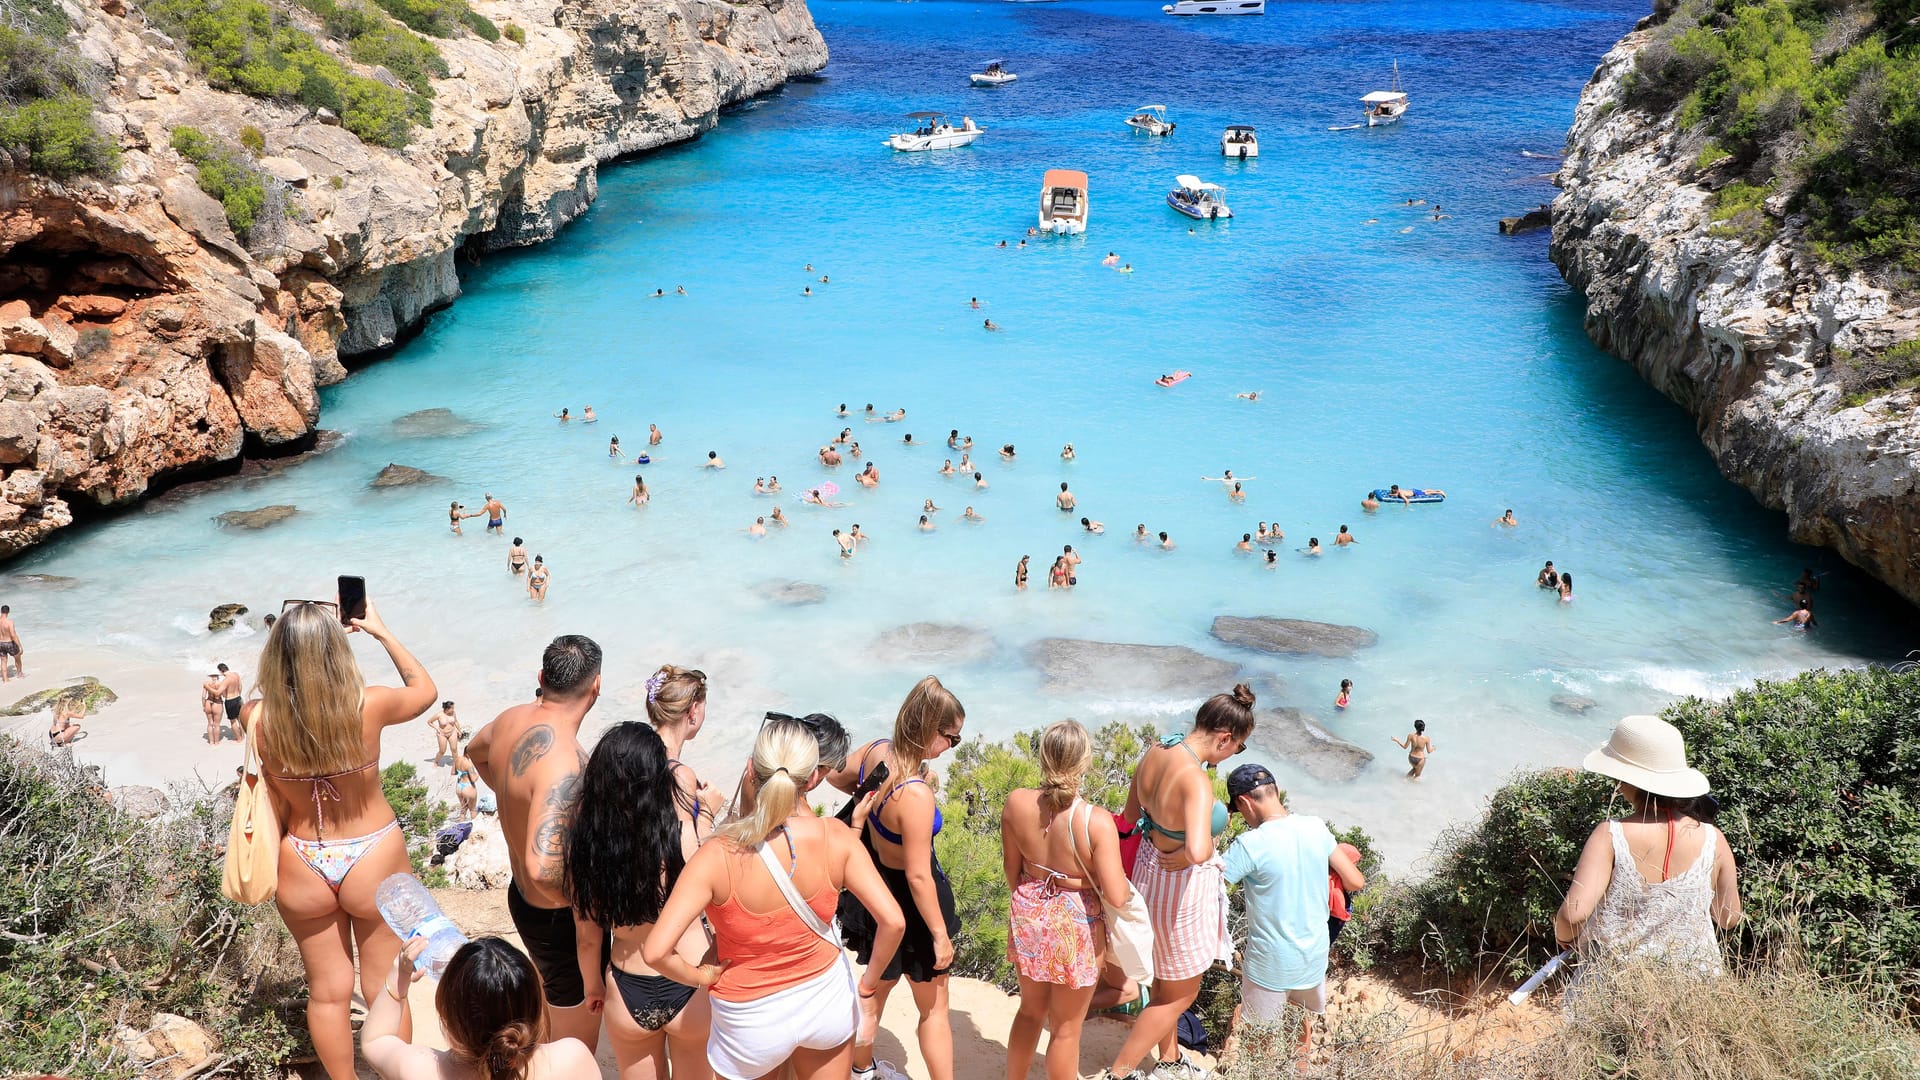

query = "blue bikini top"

[1137,732,1228,842]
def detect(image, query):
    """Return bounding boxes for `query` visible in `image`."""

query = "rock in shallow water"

[369,463,446,488]
[216,505,298,529]
[754,580,827,606]
[208,602,249,632]
[1551,693,1599,714]
[392,407,481,439]
[1252,707,1374,783]
[1,676,117,716]
[1211,616,1379,657]
[872,623,996,664]
[1029,638,1242,699]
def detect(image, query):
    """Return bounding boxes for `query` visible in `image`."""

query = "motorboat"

[1039,169,1089,235]
[1363,62,1408,126]
[886,112,985,152]
[1125,105,1175,137]
[970,60,1017,86]
[1221,124,1258,158]
[1163,0,1264,13]
[1167,174,1231,220]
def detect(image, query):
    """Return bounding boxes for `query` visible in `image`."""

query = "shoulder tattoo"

[509,724,555,776]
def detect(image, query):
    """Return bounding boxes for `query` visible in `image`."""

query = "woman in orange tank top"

[645,718,904,1080]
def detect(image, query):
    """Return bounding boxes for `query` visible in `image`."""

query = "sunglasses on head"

[281,599,339,615]
[763,711,830,731]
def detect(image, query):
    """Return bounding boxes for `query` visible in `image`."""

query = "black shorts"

[837,832,960,984]
[224,697,241,721]
[507,882,602,1007]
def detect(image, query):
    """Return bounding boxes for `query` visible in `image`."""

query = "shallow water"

[19,0,1916,866]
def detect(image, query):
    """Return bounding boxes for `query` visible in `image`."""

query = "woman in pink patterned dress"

[1000,721,1135,1080]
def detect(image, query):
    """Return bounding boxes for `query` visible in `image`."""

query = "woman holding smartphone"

[240,595,438,1080]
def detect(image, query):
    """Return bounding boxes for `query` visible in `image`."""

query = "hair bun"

[1231,683,1256,709]
[485,1020,537,1078]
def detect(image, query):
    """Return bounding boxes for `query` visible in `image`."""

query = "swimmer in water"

[997,240,1008,248]
[649,424,663,445]
[923,498,940,515]
[1304,538,1323,556]
[958,453,974,473]
[1774,600,1816,629]
[608,436,622,459]
[676,285,687,295]
[850,442,863,458]
[1493,509,1518,528]
[940,459,955,475]
[1202,470,1250,485]
[766,476,781,492]
[970,297,980,309]
[704,451,724,469]
[821,275,830,284]
[918,514,935,532]
[1236,534,1253,552]
[985,319,1001,331]
[1118,263,1133,273]
[1334,525,1355,547]
[1159,531,1174,550]
[1362,491,1381,512]
[974,472,988,490]
[834,529,854,558]
[1558,573,1575,603]
[961,436,975,453]
[1236,391,1261,401]
[1015,555,1030,590]
[1048,556,1072,590]
[769,507,790,527]
[1102,252,1119,266]
[803,286,812,296]
[1268,523,1285,542]
[1080,517,1104,534]
[885,409,906,422]
[863,405,876,420]
[582,406,597,423]
[629,475,649,506]
[838,404,850,417]
[903,433,915,445]
[1000,444,1017,461]
[554,408,571,421]
[820,446,843,467]
[1134,524,1149,542]
[754,477,770,494]
[1264,550,1278,567]
[805,263,814,272]
[850,524,868,542]
[526,555,550,602]
[857,462,879,487]
[1255,523,1270,544]
[1335,679,1351,710]
[749,517,767,537]
[1229,482,1245,502]
[1057,483,1075,512]
[1061,443,1075,460]
[947,430,961,449]
[507,537,529,575]
[1392,720,1434,780]
[652,288,665,298]
[1537,561,1559,589]
[965,506,983,522]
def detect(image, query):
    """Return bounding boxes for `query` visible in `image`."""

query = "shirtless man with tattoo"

[467,634,604,1048]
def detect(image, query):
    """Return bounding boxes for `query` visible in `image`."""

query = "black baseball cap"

[1227,763,1278,803]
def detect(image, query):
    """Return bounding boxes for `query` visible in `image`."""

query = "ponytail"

[480,1020,537,1080]
[1036,719,1091,814]
[721,718,818,847]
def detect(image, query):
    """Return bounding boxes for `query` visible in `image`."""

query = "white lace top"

[1579,820,1723,976]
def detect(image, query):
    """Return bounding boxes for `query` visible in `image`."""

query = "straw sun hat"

[1581,715,1710,798]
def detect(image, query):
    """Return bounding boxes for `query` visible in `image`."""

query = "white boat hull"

[1126,119,1175,137]
[1163,0,1263,13]
[887,129,985,152]
[1167,193,1231,220]
[1366,109,1404,127]
[1221,139,1258,158]
[970,72,1018,86]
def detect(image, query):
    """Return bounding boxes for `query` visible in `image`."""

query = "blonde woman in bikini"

[1392,719,1434,780]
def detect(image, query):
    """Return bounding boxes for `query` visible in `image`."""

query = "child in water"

[1335,679,1351,710]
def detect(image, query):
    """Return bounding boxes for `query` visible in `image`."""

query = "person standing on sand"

[0,605,23,679]
[1392,720,1433,780]
[240,600,438,1080]
[1221,764,1365,1065]
[482,494,506,535]
[218,662,243,738]
[202,671,225,744]
[451,740,479,822]
[432,701,459,766]
[467,635,606,1051]
[1002,720,1134,1080]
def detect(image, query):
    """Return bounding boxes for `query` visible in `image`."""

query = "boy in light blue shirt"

[1222,764,1365,1059]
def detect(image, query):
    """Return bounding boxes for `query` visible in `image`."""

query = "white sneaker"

[874,1062,910,1080]
[1153,1051,1209,1080]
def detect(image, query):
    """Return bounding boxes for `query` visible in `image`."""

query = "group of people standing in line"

[237,600,1745,1080]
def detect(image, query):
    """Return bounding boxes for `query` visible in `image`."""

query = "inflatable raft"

[1155,370,1193,387]
[1372,487,1444,504]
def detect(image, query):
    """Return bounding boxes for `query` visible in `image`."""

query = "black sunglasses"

[282,599,339,615]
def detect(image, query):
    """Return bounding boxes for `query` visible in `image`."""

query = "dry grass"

[1216,955,1920,1080]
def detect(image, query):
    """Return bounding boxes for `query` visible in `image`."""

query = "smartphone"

[337,575,368,626]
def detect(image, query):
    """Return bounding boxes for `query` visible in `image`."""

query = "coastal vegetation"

[1625,0,1920,274]
[170,125,274,235]
[300,0,450,97]
[0,2,120,179]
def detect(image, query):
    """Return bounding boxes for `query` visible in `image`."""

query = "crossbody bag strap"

[756,838,840,950]
[1067,800,1097,889]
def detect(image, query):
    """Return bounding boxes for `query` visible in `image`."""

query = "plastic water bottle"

[375,873,468,979]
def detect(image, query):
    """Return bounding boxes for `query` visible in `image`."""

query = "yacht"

[1167,175,1231,220]
[1125,105,1175,137]
[1363,62,1408,126]
[970,60,1018,87]
[1039,169,1089,235]
[1221,124,1258,158]
[886,112,985,152]
[1163,0,1264,13]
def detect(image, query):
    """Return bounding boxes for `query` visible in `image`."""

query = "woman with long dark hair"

[363,935,597,1080]
[565,722,712,1080]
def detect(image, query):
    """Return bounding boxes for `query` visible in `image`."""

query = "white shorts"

[1239,976,1325,1024]
[707,958,858,1079]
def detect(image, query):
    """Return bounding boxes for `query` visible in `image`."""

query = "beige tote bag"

[222,725,280,904]
[1071,801,1156,988]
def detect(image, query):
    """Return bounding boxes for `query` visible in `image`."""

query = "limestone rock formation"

[392,408,482,439]
[1210,616,1379,658]
[1552,22,1920,607]
[1550,692,1598,714]
[1029,638,1243,699]
[207,602,249,631]
[1,676,118,716]
[110,1012,217,1079]
[1253,707,1374,783]
[1499,205,1551,235]
[754,579,827,605]
[872,623,996,664]
[0,0,828,557]
[215,505,297,529]
[448,814,512,889]
[370,463,447,488]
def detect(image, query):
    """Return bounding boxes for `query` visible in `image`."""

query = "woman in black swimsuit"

[564,722,712,1078]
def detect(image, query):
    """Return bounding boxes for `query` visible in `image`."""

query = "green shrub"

[1709,179,1779,242]
[0,93,120,179]
[0,740,303,1077]
[381,761,448,874]
[503,21,525,44]
[1694,140,1733,171]
[302,0,448,95]
[170,125,270,234]
[73,327,111,359]
[462,9,500,41]
[237,123,266,155]
[145,0,427,149]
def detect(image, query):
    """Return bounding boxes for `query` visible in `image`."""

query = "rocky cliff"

[0,0,826,554]
[1551,16,1920,609]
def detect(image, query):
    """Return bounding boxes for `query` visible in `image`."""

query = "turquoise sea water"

[21,0,1916,863]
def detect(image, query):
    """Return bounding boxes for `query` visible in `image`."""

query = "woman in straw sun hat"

[1553,715,1742,978]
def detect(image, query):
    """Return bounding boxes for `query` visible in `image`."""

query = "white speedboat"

[1164,0,1264,13]
[1221,124,1258,158]
[970,60,1017,86]
[1167,174,1231,220]
[886,112,985,152]
[1159,0,1267,12]
[1125,105,1175,137]
[1039,169,1089,235]
[1363,62,1408,126]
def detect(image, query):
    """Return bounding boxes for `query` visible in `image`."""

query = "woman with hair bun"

[1101,684,1258,1080]
[362,934,598,1080]
[842,676,968,1080]
[1002,720,1134,1080]
[646,665,726,839]
[646,719,903,1080]
[565,722,713,1080]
